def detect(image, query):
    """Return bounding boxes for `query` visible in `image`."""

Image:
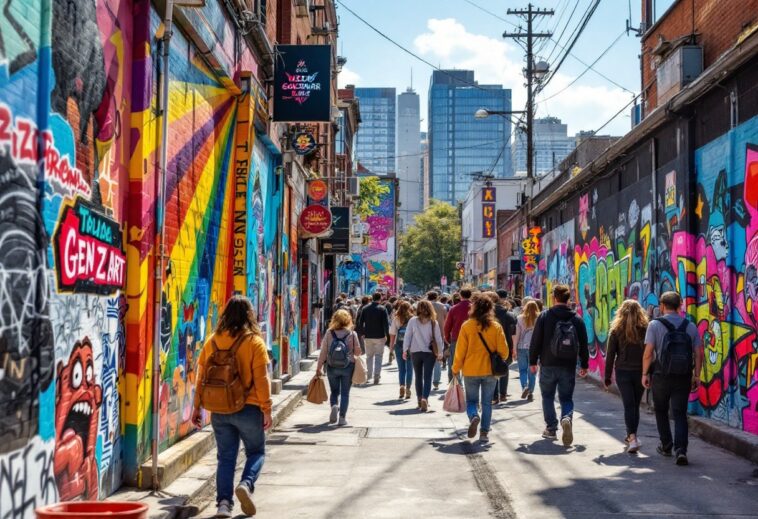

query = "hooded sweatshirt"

[529,305,589,370]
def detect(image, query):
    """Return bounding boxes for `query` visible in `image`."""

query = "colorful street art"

[354,176,396,294]
[529,115,758,435]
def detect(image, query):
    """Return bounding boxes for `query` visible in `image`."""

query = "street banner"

[482,186,496,238]
[274,45,331,122]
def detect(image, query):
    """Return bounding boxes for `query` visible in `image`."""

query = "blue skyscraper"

[428,71,512,204]
[355,87,396,174]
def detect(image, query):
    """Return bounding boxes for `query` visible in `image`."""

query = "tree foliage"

[355,176,390,218]
[398,200,461,290]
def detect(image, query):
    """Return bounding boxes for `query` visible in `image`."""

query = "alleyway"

[191,353,758,519]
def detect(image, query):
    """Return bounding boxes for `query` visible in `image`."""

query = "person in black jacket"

[529,284,589,447]
[357,292,390,384]
[490,290,517,403]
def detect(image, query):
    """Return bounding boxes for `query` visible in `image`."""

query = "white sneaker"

[561,416,573,447]
[338,416,347,426]
[235,482,256,516]
[329,405,339,424]
[215,500,232,518]
[627,437,641,453]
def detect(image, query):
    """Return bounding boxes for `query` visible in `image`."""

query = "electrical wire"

[543,0,583,64]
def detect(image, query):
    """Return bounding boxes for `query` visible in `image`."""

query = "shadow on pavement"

[288,423,334,434]
[372,399,405,406]
[430,439,494,455]
[515,439,587,455]
[388,408,424,415]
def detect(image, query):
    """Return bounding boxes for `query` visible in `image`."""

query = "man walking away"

[355,296,370,354]
[444,288,473,382]
[358,292,390,384]
[428,291,448,390]
[492,290,517,403]
[642,291,703,466]
[529,285,589,447]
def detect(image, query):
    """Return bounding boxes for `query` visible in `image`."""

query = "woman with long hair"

[605,299,649,453]
[192,295,271,518]
[513,300,540,401]
[316,309,362,426]
[389,301,414,400]
[403,300,444,411]
[452,293,509,442]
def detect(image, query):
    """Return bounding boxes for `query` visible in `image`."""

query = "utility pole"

[503,4,553,228]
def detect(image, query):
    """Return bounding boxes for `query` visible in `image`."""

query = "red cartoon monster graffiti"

[54,338,102,501]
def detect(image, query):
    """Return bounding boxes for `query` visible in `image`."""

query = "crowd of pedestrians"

[191,283,705,517]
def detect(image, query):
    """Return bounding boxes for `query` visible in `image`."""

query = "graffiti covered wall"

[355,176,395,294]
[530,115,758,435]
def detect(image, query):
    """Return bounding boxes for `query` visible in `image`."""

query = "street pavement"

[191,351,758,518]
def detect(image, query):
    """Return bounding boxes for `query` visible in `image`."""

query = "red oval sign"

[308,179,328,202]
[299,205,332,235]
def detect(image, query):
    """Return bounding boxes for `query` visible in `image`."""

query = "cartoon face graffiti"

[54,338,103,501]
[708,224,729,261]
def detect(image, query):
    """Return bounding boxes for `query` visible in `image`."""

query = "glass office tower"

[511,116,575,176]
[428,70,512,205]
[355,87,396,174]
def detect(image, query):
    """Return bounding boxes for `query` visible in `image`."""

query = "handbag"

[479,332,510,377]
[429,321,440,357]
[352,355,368,384]
[306,374,328,404]
[442,377,466,413]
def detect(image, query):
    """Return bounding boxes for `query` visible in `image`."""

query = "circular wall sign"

[299,205,332,235]
[292,131,318,155]
[307,179,328,202]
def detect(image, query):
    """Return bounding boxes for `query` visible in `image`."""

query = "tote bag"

[442,377,466,413]
[352,356,368,384]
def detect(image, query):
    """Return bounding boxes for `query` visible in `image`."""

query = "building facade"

[429,70,512,205]
[397,88,422,230]
[512,116,576,177]
[355,87,396,175]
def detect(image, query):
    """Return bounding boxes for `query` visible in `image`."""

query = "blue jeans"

[411,351,436,400]
[464,376,498,433]
[394,344,413,386]
[433,359,442,386]
[539,366,576,431]
[517,350,536,392]
[211,404,266,505]
[447,341,458,382]
[327,364,355,417]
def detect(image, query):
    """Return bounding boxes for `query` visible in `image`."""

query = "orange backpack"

[198,334,252,414]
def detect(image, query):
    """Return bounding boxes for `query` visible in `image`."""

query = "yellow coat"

[452,319,509,377]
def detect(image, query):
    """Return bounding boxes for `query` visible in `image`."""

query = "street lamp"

[474,108,526,119]
[533,60,550,82]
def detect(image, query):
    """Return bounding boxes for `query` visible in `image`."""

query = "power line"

[358,137,509,162]
[543,0,583,64]
[537,29,626,103]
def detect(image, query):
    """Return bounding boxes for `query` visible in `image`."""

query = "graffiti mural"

[355,176,396,294]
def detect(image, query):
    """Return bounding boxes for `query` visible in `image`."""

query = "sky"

[335,0,662,138]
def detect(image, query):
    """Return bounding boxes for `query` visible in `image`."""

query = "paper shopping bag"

[306,374,328,404]
[352,356,368,385]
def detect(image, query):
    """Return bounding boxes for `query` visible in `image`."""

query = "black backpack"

[327,331,351,369]
[655,318,693,376]
[550,319,579,360]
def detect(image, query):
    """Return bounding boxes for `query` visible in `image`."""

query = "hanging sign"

[292,131,318,155]
[481,186,497,238]
[300,205,332,236]
[307,179,329,206]
[273,44,331,122]
[522,226,542,273]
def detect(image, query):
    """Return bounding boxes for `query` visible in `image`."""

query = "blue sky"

[336,0,662,137]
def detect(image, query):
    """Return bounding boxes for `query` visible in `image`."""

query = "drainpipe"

[152,0,175,492]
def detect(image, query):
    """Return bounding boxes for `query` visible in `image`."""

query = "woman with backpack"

[451,293,509,443]
[402,300,444,412]
[192,295,272,518]
[389,301,414,400]
[316,309,362,426]
[604,299,648,453]
[513,300,540,401]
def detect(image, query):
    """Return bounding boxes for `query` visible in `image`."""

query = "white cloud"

[338,65,361,89]
[413,18,633,136]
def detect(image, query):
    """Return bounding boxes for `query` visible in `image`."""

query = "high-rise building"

[420,132,429,209]
[355,87,396,174]
[397,88,422,231]
[428,70,512,205]
[511,116,575,177]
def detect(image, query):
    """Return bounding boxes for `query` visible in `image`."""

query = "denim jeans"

[364,338,385,379]
[433,359,442,386]
[517,350,536,392]
[211,404,266,505]
[394,344,413,386]
[539,366,576,431]
[447,341,458,382]
[411,351,436,401]
[464,376,498,433]
[615,368,644,436]
[652,374,691,453]
[327,364,355,417]
[494,373,509,399]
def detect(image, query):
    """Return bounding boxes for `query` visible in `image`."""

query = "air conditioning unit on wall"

[347,177,360,198]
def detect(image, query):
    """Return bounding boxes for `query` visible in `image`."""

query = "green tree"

[398,200,461,290]
[355,176,390,218]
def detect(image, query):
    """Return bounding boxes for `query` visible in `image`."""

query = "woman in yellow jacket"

[452,292,509,443]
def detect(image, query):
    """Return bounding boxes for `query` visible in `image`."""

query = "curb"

[581,375,758,464]
[109,354,319,518]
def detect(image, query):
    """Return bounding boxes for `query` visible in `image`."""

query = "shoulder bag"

[478,332,509,377]
[429,321,440,357]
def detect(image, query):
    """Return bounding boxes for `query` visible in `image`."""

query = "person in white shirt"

[402,300,444,412]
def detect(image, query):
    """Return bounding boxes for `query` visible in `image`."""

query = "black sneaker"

[656,443,673,457]
[675,451,689,466]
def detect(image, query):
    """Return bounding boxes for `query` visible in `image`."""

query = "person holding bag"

[389,301,414,400]
[316,309,362,426]
[513,300,540,401]
[452,293,509,443]
[192,296,272,518]
[403,300,444,412]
